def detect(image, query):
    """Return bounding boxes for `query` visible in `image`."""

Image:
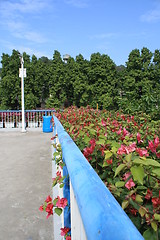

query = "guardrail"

[0,110,55,128]
[53,115,144,240]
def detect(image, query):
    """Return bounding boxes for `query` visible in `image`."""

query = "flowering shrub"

[40,135,71,239]
[39,195,68,219]
[55,106,160,240]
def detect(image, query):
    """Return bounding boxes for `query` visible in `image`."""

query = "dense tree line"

[0,48,159,119]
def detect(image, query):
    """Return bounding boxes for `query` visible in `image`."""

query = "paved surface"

[0,129,54,240]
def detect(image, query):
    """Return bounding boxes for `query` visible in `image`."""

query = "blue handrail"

[53,115,144,240]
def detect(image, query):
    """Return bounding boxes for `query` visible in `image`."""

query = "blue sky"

[0,0,160,67]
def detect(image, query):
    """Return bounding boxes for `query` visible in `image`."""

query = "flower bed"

[55,106,160,240]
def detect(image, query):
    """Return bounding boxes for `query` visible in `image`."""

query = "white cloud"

[14,31,47,43]
[1,40,51,59]
[0,0,48,15]
[0,0,50,44]
[89,33,117,40]
[64,0,88,8]
[17,46,52,59]
[140,2,160,22]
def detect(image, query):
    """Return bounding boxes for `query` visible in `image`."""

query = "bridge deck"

[0,129,54,240]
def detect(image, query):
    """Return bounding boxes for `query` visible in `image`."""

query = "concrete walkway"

[0,129,54,240]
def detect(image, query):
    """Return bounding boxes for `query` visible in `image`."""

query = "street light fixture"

[19,53,26,133]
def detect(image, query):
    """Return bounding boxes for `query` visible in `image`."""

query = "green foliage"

[55,106,160,238]
[0,48,160,118]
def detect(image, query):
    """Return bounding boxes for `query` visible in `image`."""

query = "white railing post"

[0,110,55,129]
[52,132,64,240]
[70,181,87,240]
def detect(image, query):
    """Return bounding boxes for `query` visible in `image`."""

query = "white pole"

[21,54,26,133]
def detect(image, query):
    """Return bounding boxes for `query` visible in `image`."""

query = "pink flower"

[148,137,159,154]
[101,119,106,126]
[127,142,136,153]
[60,227,70,236]
[155,137,159,148]
[152,191,160,208]
[66,236,71,240]
[123,127,129,137]
[129,208,137,216]
[56,171,62,180]
[136,148,149,157]
[116,127,122,135]
[148,140,156,153]
[89,138,96,146]
[106,159,113,165]
[125,179,136,190]
[137,132,143,143]
[123,172,135,190]
[39,205,44,212]
[56,196,68,208]
[117,145,126,155]
[46,203,54,219]
[123,172,131,180]
[45,195,52,203]
[117,142,136,155]
[157,152,160,159]
[83,141,95,159]
[145,189,152,200]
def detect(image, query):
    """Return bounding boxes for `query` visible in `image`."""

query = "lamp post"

[19,53,26,132]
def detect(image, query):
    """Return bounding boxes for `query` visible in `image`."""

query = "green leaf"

[143,229,157,240]
[104,150,113,160]
[55,207,62,216]
[122,200,129,209]
[135,194,143,203]
[100,171,108,180]
[83,135,90,144]
[53,152,60,157]
[103,161,108,167]
[115,181,125,188]
[151,221,157,232]
[88,128,96,135]
[139,207,146,217]
[111,146,117,154]
[152,168,160,178]
[114,164,126,177]
[89,123,95,127]
[98,162,103,167]
[154,213,160,222]
[146,159,160,167]
[125,153,132,162]
[98,134,107,140]
[134,158,160,168]
[53,198,58,206]
[96,138,106,145]
[133,158,148,165]
[136,186,147,190]
[52,179,57,187]
[131,165,144,185]
[69,125,74,133]
[60,183,64,188]
[111,141,121,148]
[129,199,139,211]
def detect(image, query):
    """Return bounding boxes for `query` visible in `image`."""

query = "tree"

[0,50,21,109]
[46,50,65,108]
[87,53,117,109]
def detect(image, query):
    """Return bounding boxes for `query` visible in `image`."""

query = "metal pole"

[21,54,26,132]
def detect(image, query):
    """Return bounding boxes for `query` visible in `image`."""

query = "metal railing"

[52,115,144,240]
[0,110,55,129]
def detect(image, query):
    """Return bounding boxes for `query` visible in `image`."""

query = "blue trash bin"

[43,116,53,132]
